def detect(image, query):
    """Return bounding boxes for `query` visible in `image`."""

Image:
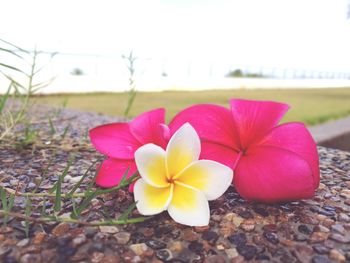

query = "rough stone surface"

[1,105,350,262]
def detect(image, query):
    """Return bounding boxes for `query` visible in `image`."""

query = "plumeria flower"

[170,99,320,203]
[89,109,169,188]
[133,123,233,226]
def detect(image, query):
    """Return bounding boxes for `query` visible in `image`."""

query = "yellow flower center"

[167,176,177,184]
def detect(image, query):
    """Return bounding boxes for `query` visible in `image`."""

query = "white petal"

[135,144,169,187]
[167,182,209,226]
[176,160,233,200]
[134,179,173,215]
[166,123,201,177]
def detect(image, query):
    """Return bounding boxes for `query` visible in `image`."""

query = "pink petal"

[89,123,141,159]
[230,99,289,149]
[169,104,240,150]
[95,158,137,188]
[129,108,168,148]
[200,141,239,170]
[235,146,315,203]
[259,122,320,188]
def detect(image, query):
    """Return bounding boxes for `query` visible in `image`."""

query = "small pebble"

[52,223,70,237]
[312,255,332,263]
[313,244,330,254]
[263,231,279,244]
[20,253,41,263]
[236,244,257,261]
[155,249,172,261]
[240,220,255,231]
[129,243,148,256]
[194,225,210,233]
[72,234,87,247]
[84,227,98,238]
[99,226,119,234]
[188,241,203,254]
[331,224,345,234]
[146,240,167,250]
[0,247,12,257]
[309,232,328,243]
[225,248,238,259]
[298,224,312,234]
[168,241,183,252]
[329,249,346,262]
[329,233,350,243]
[175,248,192,262]
[114,232,131,245]
[202,231,219,243]
[88,242,104,253]
[228,233,247,246]
[338,213,350,222]
[91,252,104,263]
[182,228,199,242]
[17,238,30,247]
[32,232,46,245]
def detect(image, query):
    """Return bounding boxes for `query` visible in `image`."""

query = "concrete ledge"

[309,116,350,151]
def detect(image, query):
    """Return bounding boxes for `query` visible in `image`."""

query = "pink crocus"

[169,99,320,203]
[89,108,169,188]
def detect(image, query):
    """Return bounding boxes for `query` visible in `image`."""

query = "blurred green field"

[33,88,350,125]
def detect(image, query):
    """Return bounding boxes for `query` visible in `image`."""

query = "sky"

[1,0,350,77]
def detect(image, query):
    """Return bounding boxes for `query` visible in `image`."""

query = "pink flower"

[169,99,320,203]
[89,108,169,188]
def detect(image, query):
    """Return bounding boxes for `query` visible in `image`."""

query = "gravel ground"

[1,105,350,263]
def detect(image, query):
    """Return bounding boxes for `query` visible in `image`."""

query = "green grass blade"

[0,83,12,114]
[3,193,15,227]
[24,197,31,237]
[0,187,7,211]
[71,198,78,219]
[53,172,62,213]
[118,167,130,185]
[2,74,26,90]
[8,194,14,211]
[61,124,70,139]
[68,158,101,196]
[118,202,137,222]
[49,157,74,194]
[41,196,47,216]
[71,192,96,218]
[48,117,56,135]
[0,47,24,59]
[0,62,25,74]
[0,38,29,53]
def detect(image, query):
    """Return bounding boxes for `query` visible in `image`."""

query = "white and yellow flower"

[133,123,233,226]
